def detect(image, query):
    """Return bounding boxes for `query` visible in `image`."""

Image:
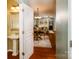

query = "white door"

[19,3,34,59]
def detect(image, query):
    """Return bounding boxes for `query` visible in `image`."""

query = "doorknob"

[22,52,25,56]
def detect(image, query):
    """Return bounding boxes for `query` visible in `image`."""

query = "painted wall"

[7,12,19,51]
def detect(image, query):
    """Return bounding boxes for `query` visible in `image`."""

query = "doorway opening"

[7,0,19,59]
[29,0,56,59]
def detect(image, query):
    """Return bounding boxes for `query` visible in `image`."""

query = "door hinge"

[22,9,24,12]
[22,31,24,34]
[22,52,25,56]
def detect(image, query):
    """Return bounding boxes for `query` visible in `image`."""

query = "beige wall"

[7,12,19,51]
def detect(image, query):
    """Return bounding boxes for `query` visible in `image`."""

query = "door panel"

[19,3,34,59]
[23,3,34,59]
[56,0,68,59]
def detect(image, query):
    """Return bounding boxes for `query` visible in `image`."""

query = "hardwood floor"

[8,47,56,59]
[30,47,56,59]
[7,52,19,59]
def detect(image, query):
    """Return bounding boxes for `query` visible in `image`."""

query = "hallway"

[8,47,56,59]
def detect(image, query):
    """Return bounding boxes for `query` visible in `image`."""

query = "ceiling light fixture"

[11,7,15,10]
[16,6,19,10]
[11,6,19,12]
[34,16,41,19]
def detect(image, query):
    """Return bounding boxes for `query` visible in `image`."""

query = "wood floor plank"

[29,47,56,59]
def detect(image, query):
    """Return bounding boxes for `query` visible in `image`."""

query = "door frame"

[19,3,24,59]
[19,0,70,59]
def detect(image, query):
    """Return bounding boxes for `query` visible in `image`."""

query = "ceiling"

[29,0,56,16]
[7,0,56,15]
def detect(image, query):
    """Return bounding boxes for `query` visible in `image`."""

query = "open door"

[19,3,34,59]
